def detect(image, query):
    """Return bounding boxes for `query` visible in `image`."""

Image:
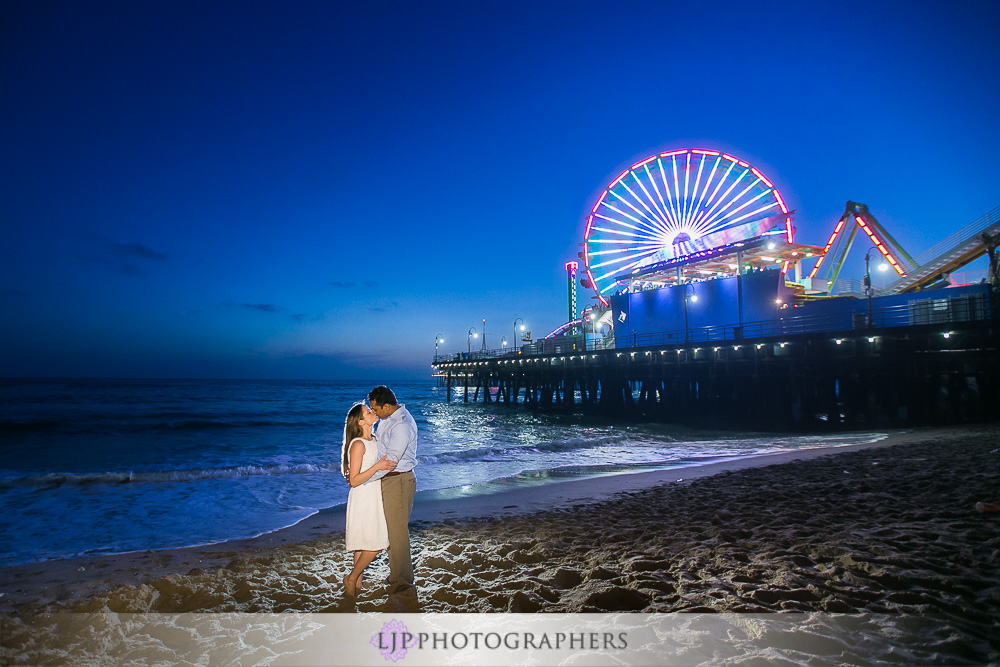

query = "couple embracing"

[340,385,417,597]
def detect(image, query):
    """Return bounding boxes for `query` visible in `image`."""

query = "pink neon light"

[850,216,906,274]
[613,169,629,185]
[591,191,607,213]
[810,217,845,279]
[773,190,789,214]
[692,149,721,156]
[782,261,790,274]
[721,153,739,163]
[584,214,595,239]
[737,160,749,167]
[631,156,657,169]
[660,149,687,157]
[565,261,578,272]
[785,217,793,243]
[808,255,825,278]
[750,167,774,188]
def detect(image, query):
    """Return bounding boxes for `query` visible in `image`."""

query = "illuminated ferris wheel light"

[582,149,791,303]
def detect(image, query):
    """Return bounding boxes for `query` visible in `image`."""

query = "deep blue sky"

[3,0,999,380]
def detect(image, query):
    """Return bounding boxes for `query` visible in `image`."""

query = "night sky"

[3,1,999,380]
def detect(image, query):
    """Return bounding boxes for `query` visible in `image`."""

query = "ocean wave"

[150,419,301,430]
[0,462,345,489]
[418,433,630,464]
[0,419,66,434]
[0,416,322,436]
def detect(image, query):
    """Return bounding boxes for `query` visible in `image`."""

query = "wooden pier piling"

[433,322,999,430]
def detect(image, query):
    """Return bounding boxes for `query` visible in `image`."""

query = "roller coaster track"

[882,205,1000,294]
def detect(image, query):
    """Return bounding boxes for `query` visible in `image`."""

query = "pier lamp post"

[435,334,444,361]
[467,327,478,355]
[501,336,508,352]
[864,247,889,328]
[588,312,596,350]
[683,283,698,343]
[514,318,525,348]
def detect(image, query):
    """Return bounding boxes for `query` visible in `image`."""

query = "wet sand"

[2,426,999,662]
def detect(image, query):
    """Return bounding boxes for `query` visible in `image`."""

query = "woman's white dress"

[345,438,389,551]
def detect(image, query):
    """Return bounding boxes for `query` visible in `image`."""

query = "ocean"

[0,378,886,567]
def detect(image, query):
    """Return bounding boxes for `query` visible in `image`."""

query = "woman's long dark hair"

[341,402,365,479]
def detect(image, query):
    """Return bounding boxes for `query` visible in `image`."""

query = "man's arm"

[369,421,415,481]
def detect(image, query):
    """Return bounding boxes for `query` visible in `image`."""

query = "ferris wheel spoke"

[716,186,772,223]
[587,233,663,248]
[603,196,667,238]
[720,200,780,228]
[689,158,720,232]
[694,169,750,234]
[657,158,683,228]
[701,177,762,231]
[614,252,664,279]
[631,171,674,230]
[617,178,672,233]
[680,153,692,230]
[594,214,648,235]
[587,244,662,257]
[589,225,645,239]
[643,164,678,228]
[591,247,663,280]
[599,281,621,294]
[686,154,708,230]
[588,238,663,248]
[671,157,683,225]
[589,250,657,272]
[692,159,737,230]
[598,203,664,240]
[695,157,721,214]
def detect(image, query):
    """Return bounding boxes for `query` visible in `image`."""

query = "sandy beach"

[2,426,999,662]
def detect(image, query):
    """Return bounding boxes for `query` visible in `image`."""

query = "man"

[367,385,417,592]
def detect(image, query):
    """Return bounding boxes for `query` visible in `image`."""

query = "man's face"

[369,400,389,419]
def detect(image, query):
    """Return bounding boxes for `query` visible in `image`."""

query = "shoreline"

[3,424,998,662]
[0,426,946,613]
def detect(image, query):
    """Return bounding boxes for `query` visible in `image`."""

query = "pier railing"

[434,291,991,362]
[619,291,989,349]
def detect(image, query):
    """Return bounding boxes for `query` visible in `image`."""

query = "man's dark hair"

[368,385,397,406]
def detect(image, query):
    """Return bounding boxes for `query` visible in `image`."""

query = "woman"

[341,402,395,597]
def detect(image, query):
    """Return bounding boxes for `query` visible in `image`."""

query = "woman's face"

[360,405,377,429]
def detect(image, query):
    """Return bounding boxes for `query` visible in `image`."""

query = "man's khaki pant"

[380,471,416,589]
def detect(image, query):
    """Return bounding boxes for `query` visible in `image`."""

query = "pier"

[432,147,1000,431]
[432,289,998,430]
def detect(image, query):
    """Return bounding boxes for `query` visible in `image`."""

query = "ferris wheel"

[583,149,791,304]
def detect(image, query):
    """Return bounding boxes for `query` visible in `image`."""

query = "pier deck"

[433,292,998,430]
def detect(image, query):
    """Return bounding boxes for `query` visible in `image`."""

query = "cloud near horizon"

[107,242,168,261]
[78,234,168,276]
[368,299,399,313]
[242,303,281,313]
[329,280,379,288]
